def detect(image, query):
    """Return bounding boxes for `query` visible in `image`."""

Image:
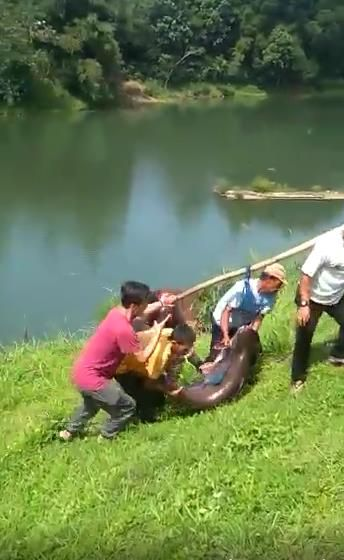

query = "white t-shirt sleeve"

[221,280,244,309]
[302,240,328,278]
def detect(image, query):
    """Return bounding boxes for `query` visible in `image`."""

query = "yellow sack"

[117,328,173,380]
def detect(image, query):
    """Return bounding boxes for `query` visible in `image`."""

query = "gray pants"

[67,380,136,439]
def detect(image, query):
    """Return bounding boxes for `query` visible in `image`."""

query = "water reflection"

[0,114,135,259]
[216,199,344,236]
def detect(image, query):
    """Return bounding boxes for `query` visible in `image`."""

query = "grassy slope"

[1,275,344,560]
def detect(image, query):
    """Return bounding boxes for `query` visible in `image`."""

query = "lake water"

[1,96,344,343]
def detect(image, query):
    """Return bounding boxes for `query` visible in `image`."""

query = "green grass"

[1,270,344,559]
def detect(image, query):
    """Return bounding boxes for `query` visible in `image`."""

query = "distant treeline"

[1,0,344,108]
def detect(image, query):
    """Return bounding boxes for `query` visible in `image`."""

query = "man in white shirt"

[205,263,286,361]
[291,228,344,392]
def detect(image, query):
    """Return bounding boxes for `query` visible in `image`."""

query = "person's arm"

[297,240,326,326]
[220,306,232,346]
[141,294,177,322]
[299,273,312,303]
[141,301,163,320]
[216,281,243,346]
[143,375,183,396]
[117,315,171,365]
[297,273,313,327]
[134,316,171,363]
[250,314,264,332]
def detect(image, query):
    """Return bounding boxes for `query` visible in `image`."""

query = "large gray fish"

[173,328,261,410]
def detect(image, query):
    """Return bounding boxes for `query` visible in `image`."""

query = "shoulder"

[106,309,133,333]
[106,308,123,323]
[303,232,337,267]
[232,279,245,292]
[160,328,173,341]
[314,231,337,252]
[222,280,244,298]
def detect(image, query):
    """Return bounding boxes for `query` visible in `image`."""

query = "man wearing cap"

[205,263,287,361]
[291,228,344,393]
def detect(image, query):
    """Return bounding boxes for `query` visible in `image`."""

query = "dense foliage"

[1,0,344,107]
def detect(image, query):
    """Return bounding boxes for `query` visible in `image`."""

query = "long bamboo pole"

[216,189,344,201]
[176,223,344,301]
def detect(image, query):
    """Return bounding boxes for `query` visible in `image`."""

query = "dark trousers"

[117,373,166,422]
[291,296,344,382]
[205,316,238,362]
[67,380,136,438]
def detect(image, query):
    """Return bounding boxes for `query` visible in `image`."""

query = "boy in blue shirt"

[204,263,286,363]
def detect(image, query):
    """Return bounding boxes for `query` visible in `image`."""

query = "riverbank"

[0,81,268,114]
[3,79,344,113]
[125,80,268,105]
[125,79,344,108]
[2,270,344,558]
[0,80,269,114]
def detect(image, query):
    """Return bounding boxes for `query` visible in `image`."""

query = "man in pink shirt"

[60,281,170,441]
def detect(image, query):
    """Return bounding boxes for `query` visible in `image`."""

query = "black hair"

[171,323,196,346]
[120,281,150,308]
[146,290,159,304]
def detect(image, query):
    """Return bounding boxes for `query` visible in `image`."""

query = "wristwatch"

[299,300,309,307]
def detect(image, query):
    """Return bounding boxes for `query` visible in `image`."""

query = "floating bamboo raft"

[215,188,344,201]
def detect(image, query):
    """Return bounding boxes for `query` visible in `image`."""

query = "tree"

[1,0,344,108]
[306,5,344,78]
[36,0,123,106]
[257,25,315,85]
[0,0,51,105]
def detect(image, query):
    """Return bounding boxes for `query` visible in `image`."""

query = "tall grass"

[1,265,344,559]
